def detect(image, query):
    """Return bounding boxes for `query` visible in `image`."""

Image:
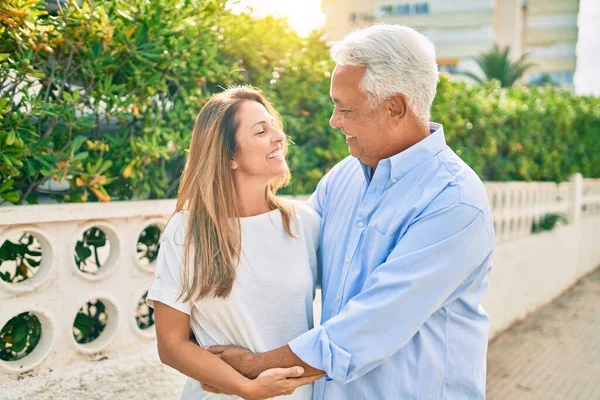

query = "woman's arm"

[154,301,319,399]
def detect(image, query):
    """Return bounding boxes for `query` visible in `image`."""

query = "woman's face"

[231,100,288,181]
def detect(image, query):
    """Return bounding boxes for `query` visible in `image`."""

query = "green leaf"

[2,192,19,203]
[74,313,95,329]
[5,131,15,146]
[10,337,27,353]
[12,322,28,347]
[0,179,14,193]
[73,151,89,161]
[24,160,36,177]
[98,160,112,174]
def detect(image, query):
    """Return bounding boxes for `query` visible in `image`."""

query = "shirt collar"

[360,122,447,182]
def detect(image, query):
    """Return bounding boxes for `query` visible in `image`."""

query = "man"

[207,24,495,399]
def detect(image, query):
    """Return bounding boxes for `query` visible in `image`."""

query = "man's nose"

[330,111,341,129]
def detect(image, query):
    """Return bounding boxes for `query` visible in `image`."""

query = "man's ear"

[230,157,238,170]
[388,93,408,121]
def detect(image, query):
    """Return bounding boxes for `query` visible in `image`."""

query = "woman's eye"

[257,130,266,135]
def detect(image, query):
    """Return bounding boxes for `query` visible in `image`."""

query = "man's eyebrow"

[332,97,348,106]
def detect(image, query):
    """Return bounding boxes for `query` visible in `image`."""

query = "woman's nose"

[272,128,285,142]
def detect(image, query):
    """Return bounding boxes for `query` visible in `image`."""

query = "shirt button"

[392,178,398,184]
[336,295,341,301]
[357,221,364,228]
[155,274,160,279]
[345,257,350,263]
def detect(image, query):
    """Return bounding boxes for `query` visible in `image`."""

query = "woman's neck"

[233,175,271,217]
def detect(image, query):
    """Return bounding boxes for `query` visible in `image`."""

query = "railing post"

[569,173,583,223]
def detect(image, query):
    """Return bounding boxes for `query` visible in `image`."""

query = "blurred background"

[1,1,599,399]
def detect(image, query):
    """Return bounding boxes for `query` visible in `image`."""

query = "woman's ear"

[230,157,238,170]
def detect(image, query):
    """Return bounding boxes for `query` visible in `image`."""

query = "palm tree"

[461,45,535,87]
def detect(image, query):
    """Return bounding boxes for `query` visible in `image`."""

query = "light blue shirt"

[289,123,495,399]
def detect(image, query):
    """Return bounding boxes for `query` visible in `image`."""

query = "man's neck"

[364,122,431,170]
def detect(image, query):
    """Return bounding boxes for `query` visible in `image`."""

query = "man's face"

[329,65,389,168]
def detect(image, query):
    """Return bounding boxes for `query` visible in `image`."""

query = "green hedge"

[432,78,600,182]
[1,0,600,206]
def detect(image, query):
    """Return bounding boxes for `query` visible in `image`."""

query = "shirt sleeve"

[146,212,192,315]
[288,203,493,384]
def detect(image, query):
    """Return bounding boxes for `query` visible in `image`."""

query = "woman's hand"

[240,367,324,400]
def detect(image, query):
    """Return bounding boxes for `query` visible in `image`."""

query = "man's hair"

[330,24,439,123]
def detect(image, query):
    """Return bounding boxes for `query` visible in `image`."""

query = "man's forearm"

[251,345,324,379]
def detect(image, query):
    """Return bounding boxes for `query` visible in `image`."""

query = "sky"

[228,0,326,37]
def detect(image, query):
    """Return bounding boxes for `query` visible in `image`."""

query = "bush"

[0,0,232,204]
[1,0,600,206]
[432,76,600,182]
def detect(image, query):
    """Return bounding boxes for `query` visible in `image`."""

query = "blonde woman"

[146,87,322,399]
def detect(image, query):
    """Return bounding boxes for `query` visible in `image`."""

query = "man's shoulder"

[434,149,489,213]
[323,155,360,185]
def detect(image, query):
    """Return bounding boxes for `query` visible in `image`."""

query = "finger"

[204,345,229,354]
[258,366,305,379]
[201,383,226,394]
[288,373,325,387]
[277,366,305,378]
[200,383,217,393]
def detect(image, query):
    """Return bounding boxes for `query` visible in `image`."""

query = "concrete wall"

[484,214,600,339]
[1,179,599,399]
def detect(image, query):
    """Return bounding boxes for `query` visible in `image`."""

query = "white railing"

[1,175,600,394]
[582,178,600,217]
[485,180,572,242]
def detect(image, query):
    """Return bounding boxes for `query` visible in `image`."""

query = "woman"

[146,86,322,399]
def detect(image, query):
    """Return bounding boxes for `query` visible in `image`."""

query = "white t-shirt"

[147,202,320,400]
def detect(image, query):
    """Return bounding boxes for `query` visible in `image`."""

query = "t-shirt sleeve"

[146,212,192,315]
[294,203,321,292]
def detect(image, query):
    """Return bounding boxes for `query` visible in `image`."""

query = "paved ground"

[487,267,600,400]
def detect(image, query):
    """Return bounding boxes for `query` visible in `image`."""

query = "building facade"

[321,0,580,87]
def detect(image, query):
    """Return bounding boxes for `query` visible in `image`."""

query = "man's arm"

[207,344,323,379]
[288,203,493,383]
[209,203,493,383]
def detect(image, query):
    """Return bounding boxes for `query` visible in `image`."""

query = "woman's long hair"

[175,86,295,301]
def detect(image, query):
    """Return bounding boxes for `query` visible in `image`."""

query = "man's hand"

[206,345,259,378]
[202,366,325,399]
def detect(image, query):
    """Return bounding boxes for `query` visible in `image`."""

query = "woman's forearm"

[160,339,253,397]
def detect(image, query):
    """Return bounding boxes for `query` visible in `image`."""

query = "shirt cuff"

[146,285,192,315]
[288,325,352,383]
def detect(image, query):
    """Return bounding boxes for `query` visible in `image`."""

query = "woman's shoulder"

[162,210,188,246]
[291,201,320,222]
[288,200,321,239]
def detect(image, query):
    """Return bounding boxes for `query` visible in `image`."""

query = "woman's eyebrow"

[250,120,267,128]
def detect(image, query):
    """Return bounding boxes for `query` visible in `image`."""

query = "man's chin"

[347,144,361,158]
